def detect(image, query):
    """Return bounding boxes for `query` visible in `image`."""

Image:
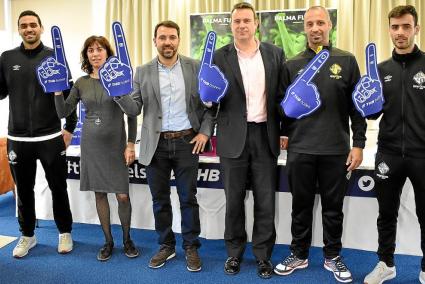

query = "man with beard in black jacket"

[0,10,77,258]
[364,5,425,284]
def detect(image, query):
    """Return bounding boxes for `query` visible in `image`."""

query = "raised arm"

[54,85,80,119]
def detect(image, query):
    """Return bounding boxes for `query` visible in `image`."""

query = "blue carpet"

[0,191,422,283]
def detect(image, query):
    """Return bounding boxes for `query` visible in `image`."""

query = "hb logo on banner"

[99,22,133,97]
[281,49,330,119]
[352,43,384,117]
[36,26,71,93]
[198,31,228,104]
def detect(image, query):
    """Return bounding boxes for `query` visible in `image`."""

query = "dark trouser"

[220,122,277,261]
[287,153,348,259]
[146,133,201,249]
[7,136,73,237]
[374,152,425,270]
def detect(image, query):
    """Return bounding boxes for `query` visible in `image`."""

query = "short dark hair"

[388,5,418,26]
[154,21,180,38]
[231,2,258,19]
[81,36,114,75]
[18,10,42,27]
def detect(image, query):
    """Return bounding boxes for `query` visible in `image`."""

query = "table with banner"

[31,146,422,257]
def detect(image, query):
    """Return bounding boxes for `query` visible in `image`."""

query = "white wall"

[0,0,106,136]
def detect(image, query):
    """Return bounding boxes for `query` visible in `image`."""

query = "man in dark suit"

[118,20,213,272]
[211,2,285,279]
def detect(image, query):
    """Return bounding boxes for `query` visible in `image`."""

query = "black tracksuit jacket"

[370,45,425,158]
[0,42,76,137]
[282,46,367,155]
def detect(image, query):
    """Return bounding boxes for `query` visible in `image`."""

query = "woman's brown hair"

[80,36,114,74]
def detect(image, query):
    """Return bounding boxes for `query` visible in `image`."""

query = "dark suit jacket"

[213,42,285,158]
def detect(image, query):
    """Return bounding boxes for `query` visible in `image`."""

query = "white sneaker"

[13,236,37,258]
[420,270,425,284]
[58,233,73,254]
[364,261,396,284]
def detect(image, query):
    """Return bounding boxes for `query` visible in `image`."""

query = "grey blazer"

[116,55,214,166]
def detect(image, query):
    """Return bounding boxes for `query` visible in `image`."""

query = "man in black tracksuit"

[0,10,76,258]
[364,5,425,284]
[274,6,366,283]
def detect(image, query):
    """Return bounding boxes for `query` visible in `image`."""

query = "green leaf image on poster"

[260,9,337,59]
[190,13,233,60]
[190,9,337,60]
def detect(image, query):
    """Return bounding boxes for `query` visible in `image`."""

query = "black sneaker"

[123,239,139,258]
[149,245,176,269]
[274,253,308,275]
[97,241,114,261]
[185,247,201,272]
[224,257,241,275]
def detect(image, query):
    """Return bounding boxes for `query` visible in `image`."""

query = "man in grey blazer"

[119,20,213,272]
[211,2,285,279]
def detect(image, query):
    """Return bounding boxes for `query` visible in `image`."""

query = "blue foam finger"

[200,31,216,67]
[281,49,330,119]
[35,26,70,93]
[36,56,69,92]
[98,22,133,97]
[198,31,229,103]
[198,65,229,103]
[99,56,133,97]
[294,49,329,85]
[112,22,131,68]
[51,26,67,66]
[352,43,384,117]
[366,43,379,80]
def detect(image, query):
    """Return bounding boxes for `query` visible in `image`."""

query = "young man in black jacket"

[364,5,425,284]
[274,6,366,283]
[0,10,77,258]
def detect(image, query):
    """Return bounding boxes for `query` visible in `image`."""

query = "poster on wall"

[260,9,337,59]
[190,12,232,60]
[190,9,337,60]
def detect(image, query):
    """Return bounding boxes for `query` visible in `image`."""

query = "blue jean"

[146,134,201,249]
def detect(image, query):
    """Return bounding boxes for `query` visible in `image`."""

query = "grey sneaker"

[185,247,201,272]
[149,245,176,269]
[274,253,308,275]
[364,261,396,284]
[324,256,352,283]
[13,236,37,258]
[58,233,73,254]
[420,270,425,284]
